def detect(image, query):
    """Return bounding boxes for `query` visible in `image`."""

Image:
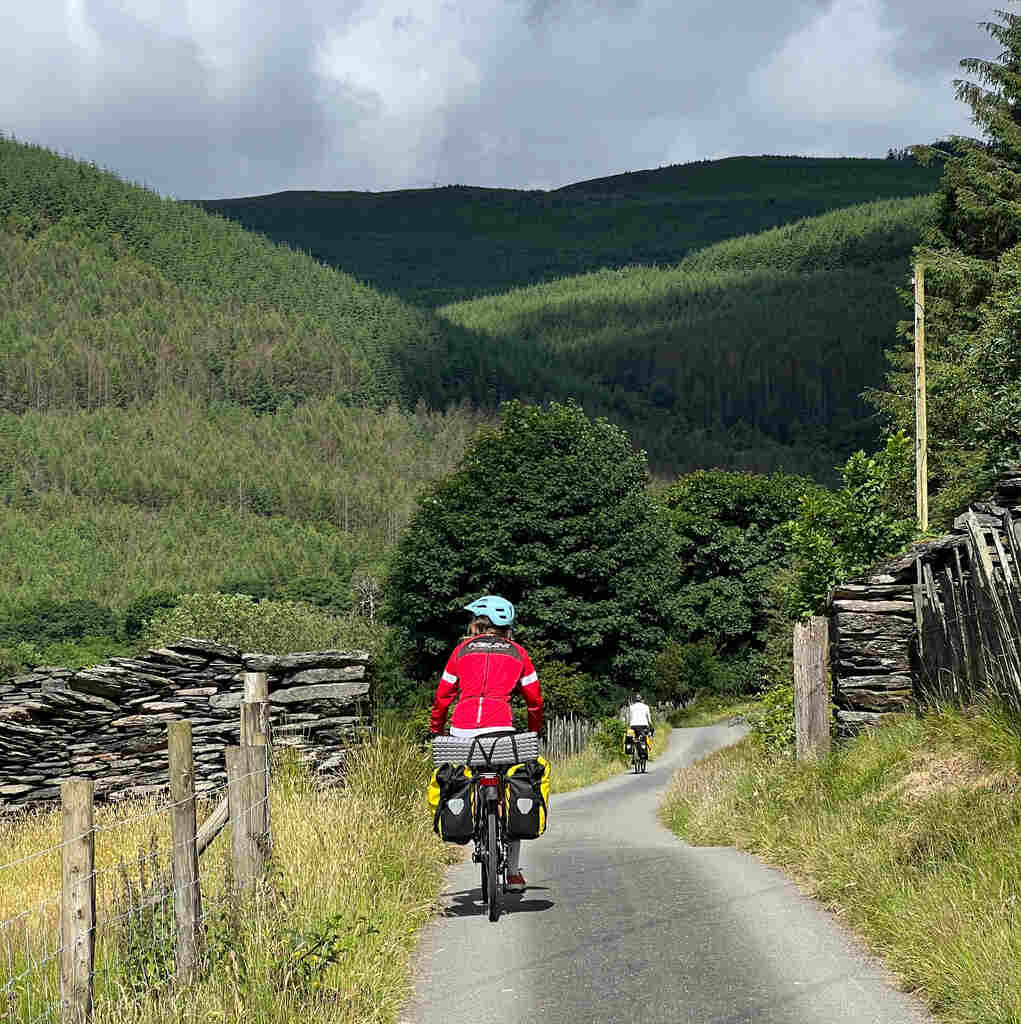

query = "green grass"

[661,704,1021,1023]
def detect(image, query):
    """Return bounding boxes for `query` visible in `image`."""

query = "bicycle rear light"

[479,774,500,787]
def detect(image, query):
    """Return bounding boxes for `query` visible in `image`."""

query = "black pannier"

[504,757,551,840]
[429,763,475,844]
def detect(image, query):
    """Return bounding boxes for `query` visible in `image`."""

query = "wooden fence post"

[168,721,202,983]
[60,778,94,1024]
[241,672,270,747]
[794,616,831,760]
[226,746,268,891]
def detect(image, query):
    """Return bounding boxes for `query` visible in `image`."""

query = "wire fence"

[1,672,277,1024]
[3,765,272,1024]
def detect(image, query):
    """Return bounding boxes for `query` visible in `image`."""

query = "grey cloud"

[0,0,996,198]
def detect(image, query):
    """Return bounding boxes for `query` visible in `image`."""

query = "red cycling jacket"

[429,633,543,734]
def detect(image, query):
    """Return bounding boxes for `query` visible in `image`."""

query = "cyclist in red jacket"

[430,595,543,892]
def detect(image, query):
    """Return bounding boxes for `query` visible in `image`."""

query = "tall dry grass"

[2,732,454,1024]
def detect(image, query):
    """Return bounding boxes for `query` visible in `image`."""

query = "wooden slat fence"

[914,509,1021,713]
[541,714,595,760]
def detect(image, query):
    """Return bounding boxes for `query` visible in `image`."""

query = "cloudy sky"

[0,0,1001,199]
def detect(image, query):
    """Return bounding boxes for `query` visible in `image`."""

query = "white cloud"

[755,0,920,121]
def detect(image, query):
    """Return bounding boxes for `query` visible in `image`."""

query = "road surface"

[405,724,933,1024]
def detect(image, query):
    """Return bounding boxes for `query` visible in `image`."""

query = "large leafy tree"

[659,470,820,692]
[871,9,1021,521]
[384,401,679,705]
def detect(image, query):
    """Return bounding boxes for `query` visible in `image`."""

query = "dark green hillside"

[439,196,938,477]
[198,157,941,307]
[0,137,474,410]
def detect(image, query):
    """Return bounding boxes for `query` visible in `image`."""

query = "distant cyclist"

[429,595,543,893]
[627,693,654,747]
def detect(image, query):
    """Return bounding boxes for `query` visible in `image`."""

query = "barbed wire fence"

[1,674,275,1024]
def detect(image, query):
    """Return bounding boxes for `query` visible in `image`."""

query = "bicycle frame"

[462,732,521,922]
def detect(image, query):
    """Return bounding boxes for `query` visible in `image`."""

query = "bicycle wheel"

[487,807,500,922]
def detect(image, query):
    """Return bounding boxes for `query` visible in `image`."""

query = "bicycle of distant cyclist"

[630,729,649,774]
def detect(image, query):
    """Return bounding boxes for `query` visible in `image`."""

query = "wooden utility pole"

[60,779,95,1024]
[914,263,928,532]
[793,617,831,760]
[168,721,202,983]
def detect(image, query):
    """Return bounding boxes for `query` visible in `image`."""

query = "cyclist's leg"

[507,839,521,873]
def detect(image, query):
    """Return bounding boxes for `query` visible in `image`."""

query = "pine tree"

[871,9,1021,522]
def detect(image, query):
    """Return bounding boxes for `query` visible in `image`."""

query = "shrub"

[785,432,916,617]
[526,644,597,718]
[592,717,628,760]
[0,641,43,676]
[746,682,795,753]
[0,598,118,644]
[216,574,353,615]
[145,593,354,654]
[660,469,820,693]
[123,590,180,640]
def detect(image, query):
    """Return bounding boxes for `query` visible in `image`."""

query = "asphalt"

[404,724,935,1024]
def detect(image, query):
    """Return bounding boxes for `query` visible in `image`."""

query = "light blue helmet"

[463,595,515,627]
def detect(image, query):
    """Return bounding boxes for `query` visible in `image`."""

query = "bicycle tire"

[487,808,500,922]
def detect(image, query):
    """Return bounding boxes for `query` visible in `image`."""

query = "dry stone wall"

[0,638,372,812]
[829,469,1021,730]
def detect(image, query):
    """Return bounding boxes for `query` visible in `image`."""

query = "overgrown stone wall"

[829,469,1021,730]
[0,638,372,812]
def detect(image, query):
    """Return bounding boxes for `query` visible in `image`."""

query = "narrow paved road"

[405,724,933,1024]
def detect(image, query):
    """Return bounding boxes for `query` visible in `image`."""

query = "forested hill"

[198,156,942,308]
[439,194,938,479]
[0,137,483,413]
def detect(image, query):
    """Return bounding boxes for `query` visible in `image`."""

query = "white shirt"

[628,701,651,727]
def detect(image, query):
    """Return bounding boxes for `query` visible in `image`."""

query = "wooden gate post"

[794,616,831,760]
[60,778,95,1024]
[168,721,202,982]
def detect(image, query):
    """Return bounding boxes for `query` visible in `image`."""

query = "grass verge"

[2,732,454,1024]
[667,695,762,728]
[660,703,1021,1024]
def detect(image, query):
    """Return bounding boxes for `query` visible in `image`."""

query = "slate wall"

[0,638,372,812]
